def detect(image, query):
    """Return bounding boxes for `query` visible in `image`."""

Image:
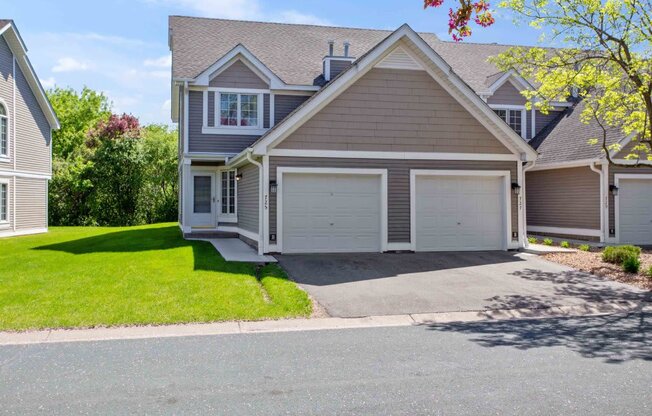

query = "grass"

[0,223,311,331]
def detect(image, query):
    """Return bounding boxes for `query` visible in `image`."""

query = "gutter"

[245,150,265,255]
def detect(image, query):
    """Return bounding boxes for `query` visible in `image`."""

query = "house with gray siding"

[170,16,648,254]
[0,20,59,238]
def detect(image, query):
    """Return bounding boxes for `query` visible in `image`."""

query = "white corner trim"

[589,162,606,242]
[275,167,388,253]
[613,173,652,244]
[0,227,47,238]
[267,149,519,161]
[526,226,602,238]
[409,169,513,252]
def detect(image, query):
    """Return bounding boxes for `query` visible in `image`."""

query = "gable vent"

[375,47,423,71]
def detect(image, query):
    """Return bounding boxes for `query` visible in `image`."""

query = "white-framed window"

[218,92,261,128]
[491,106,526,138]
[0,102,8,158]
[0,180,8,224]
[220,169,236,216]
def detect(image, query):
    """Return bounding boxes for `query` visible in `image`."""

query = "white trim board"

[275,167,389,253]
[0,227,47,238]
[613,173,652,244]
[409,169,514,252]
[526,226,602,238]
[267,149,519,161]
[527,159,601,171]
[0,169,51,180]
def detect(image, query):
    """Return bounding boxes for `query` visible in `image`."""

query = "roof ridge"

[169,15,439,37]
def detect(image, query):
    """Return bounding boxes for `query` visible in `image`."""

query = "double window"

[219,93,259,128]
[492,107,525,138]
[0,103,8,157]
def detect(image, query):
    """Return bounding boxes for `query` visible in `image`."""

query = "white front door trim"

[410,169,512,251]
[276,167,388,253]
[614,173,652,243]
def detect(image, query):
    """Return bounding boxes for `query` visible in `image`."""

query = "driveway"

[276,251,649,318]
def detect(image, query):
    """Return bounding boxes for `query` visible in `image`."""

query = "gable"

[487,80,526,106]
[277,67,512,154]
[209,59,269,89]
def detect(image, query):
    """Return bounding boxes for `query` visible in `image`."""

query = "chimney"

[328,40,334,57]
[322,41,355,82]
[343,41,350,57]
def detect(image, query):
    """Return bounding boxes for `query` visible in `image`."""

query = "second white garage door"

[618,177,652,245]
[281,173,382,253]
[414,174,506,251]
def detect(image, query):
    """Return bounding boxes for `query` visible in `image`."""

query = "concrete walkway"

[208,238,277,263]
[522,243,577,254]
[1,301,647,346]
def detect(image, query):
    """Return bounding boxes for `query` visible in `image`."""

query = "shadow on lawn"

[424,268,652,363]
[33,225,245,273]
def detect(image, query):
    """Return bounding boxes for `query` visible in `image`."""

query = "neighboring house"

[0,20,59,238]
[526,101,652,245]
[171,16,567,254]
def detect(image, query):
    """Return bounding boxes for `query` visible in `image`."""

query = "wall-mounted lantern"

[511,182,521,195]
[609,185,619,196]
[270,180,278,194]
[235,173,243,181]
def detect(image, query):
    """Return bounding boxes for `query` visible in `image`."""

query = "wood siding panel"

[207,91,215,127]
[0,37,13,170]
[277,68,511,154]
[209,60,268,89]
[237,162,259,234]
[14,62,51,174]
[487,82,527,106]
[269,157,518,244]
[534,110,561,138]
[608,165,652,235]
[526,167,601,230]
[274,94,310,125]
[187,90,259,154]
[15,176,47,230]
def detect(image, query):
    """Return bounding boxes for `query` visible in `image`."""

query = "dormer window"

[218,92,261,128]
[490,106,526,139]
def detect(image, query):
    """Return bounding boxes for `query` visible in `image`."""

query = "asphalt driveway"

[276,251,649,318]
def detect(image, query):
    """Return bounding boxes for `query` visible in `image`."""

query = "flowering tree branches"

[424,0,495,41]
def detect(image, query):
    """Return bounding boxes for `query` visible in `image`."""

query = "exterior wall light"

[235,173,243,181]
[609,185,619,196]
[270,180,278,194]
[511,182,521,195]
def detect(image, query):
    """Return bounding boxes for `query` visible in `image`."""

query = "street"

[1,312,651,415]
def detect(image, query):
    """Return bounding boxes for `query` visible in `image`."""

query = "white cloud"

[146,0,332,25]
[52,57,90,73]
[144,54,171,68]
[40,76,56,89]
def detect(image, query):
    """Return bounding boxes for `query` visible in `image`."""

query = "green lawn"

[0,224,311,331]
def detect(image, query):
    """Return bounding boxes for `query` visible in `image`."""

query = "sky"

[0,0,546,126]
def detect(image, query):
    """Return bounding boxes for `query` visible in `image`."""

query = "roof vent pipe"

[328,40,334,57]
[343,41,350,57]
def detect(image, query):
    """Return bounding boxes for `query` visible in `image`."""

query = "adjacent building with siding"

[0,20,59,238]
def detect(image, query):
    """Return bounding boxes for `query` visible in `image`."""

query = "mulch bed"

[542,250,652,291]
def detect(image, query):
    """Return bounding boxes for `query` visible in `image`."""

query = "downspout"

[522,160,537,247]
[245,149,265,256]
[589,161,605,243]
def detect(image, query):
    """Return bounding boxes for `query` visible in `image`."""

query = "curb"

[0,301,648,346]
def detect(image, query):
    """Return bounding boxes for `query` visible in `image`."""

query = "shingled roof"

[529,100,622,164]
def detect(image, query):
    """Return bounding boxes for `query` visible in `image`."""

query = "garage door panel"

[415,175,505,252]
[282,173,382,253]
[618,178,652,244]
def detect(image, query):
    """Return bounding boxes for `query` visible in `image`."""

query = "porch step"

[184,231,238,239]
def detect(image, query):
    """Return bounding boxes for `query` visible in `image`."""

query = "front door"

[190,172,216,228]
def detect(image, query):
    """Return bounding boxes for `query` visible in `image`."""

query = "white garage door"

[282,173,382,253]
[415,175,505,251]
[618,178,652,245]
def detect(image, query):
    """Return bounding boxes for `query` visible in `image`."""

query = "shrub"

[647,266,652,278]
[560,241,570,248]
[543,238,553,246]
[602,245,642,264]
[578,244,591,252]
[527,236,538,244]
[622,256,641,274]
